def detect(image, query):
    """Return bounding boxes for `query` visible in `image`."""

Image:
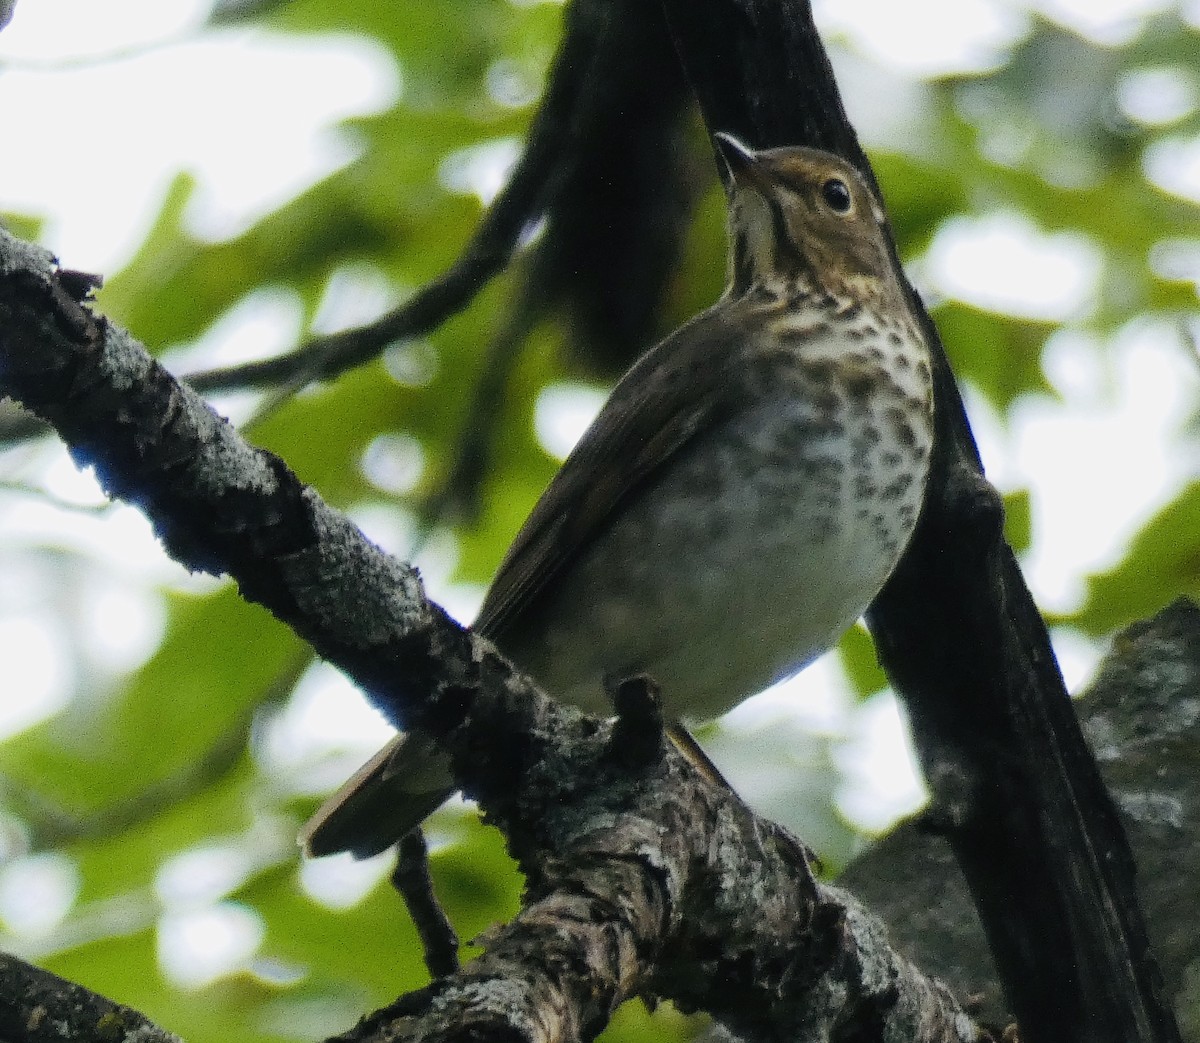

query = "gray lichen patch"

[278,490,427,647]
[0,228,55,278]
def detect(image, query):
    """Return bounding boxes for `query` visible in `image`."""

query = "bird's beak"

[713,132,765,190]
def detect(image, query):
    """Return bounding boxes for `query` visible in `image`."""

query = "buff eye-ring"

[821,177,852,214]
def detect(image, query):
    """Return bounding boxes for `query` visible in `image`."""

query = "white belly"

[501,382,932,722]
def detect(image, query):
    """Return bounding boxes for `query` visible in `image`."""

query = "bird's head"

[714,133,901,307]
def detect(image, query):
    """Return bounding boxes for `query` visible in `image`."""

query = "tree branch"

[842,597,1200,1032]
[0,952,181,1043]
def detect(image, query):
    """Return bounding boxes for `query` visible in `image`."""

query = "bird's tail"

[300,733,454,859]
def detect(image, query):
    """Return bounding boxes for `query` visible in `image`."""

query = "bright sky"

[0,0,1198,984]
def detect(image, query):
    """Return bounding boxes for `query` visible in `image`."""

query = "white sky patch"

[2,494,170,581]
[163,287,305,373]
[345,502,418,560]
[440,582,488,628]
[299,851,392,910]
[157,902,264,989]
[0,476,224,601]
[156,844,258,908]
[384,339,439,388]
[1051,626,1106,695]
[262,661,396,779]
[1023,0,1174,44]
[722,651,853,735]
[38,449,110,507]
[925,211,1103,321]
[0,853,79,937]
[0,0,207,59]
[956,382,1015,489]
[835,691,927,831]
[1012,323,1200,613]
[439,138,522,206]
[1143,135,1200,204]
[1150,239,1200,290]
[78,581,165,674]
[826,46,938,156]
[815,0,1027,76]
[0,17,398,272]
[486,58,541,109]
[311,262,399,336]
[534,382,607,460]
[361,433,426,497]
[0,616,71,739]
[1118,68,1198,127]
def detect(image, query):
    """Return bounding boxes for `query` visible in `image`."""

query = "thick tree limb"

[0,952,180,1043]
[0,229,985,1042]
[1,594,1196,1042]
[843,598,1200,1034]
[657,2,1180,1040]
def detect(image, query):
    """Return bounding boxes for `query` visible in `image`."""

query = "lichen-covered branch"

[0,952,181,1043]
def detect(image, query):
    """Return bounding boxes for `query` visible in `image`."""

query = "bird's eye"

[821,178,852,214]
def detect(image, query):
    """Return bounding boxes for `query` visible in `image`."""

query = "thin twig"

[392,830,460,979]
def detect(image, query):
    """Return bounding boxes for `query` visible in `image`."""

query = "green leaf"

[932,301,1055,413]
[837,624,888,701]
[1070,481,1200,635]
[0,586,300,815]
[1004,488,1033,555]
[1,211,46,243]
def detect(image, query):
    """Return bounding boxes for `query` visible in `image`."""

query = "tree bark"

[0,952,180,1043]
[842,598,1200,1036]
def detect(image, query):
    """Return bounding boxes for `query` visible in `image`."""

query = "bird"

[301,133,935,858]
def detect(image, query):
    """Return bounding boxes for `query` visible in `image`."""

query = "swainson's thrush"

[302,135,935,857]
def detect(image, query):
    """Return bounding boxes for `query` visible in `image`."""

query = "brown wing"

[475,301,754,641]
[299,734,454,858]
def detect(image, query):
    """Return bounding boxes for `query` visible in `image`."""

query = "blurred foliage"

[1072,480,1200,636]
[0,1,1198,1041]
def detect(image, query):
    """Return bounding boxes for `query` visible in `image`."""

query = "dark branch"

[392,832,460,980]
[0,952,180,1043]
[842,598,1200,1029]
